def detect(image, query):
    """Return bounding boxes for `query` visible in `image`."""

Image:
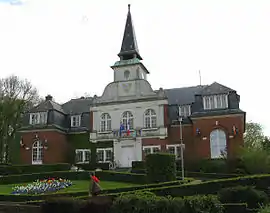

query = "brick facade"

[20,130,68,164]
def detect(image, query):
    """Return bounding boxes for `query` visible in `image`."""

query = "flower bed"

[11,178,72,195]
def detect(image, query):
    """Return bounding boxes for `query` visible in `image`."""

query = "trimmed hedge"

[40,192,223,213]
[0,163,71,176]
[218,186,269,209]
[145,153,176,183]
[138,174,270,197]
[76,162,110,171]
[0,170,148,185]
[0,179,189,202]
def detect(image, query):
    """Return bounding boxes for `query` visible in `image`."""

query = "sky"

[0,0,269,135]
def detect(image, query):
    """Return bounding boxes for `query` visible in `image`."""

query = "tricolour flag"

[126,122,130,136]
[120,122,125,136]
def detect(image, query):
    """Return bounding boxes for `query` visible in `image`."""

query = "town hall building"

[17,5,245,168]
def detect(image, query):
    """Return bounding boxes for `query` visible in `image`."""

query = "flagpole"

[178,106,185,180]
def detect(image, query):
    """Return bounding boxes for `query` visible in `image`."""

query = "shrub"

[239,148,270,174]
[259,205,270,213]
[218,186,269,209]
[145,153,176,183]
[111,191,223,213]
[0,163,70,176]
[143,174,270,197]
[131,161,145,170]
[76,163,110,171]
[95,171,146,184]
[222,203,248,213]
[41,197,81,213]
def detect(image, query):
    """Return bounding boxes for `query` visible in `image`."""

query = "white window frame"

[75,149,91,164]
[100,113,112,132]
[144,109,157,129]
[179,105,191,117]
[96,148,113,163]
[210,129,227,159]
[166,144,182,160]
[29,112,47,125]
[122,111,134,130]
[32,140,43,165]
[71,115,81,127]
[143,145,161,155]
[203,94,228,110]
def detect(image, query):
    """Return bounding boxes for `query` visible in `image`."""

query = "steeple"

[118,4,142,60]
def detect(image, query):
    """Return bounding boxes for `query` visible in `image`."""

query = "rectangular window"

[29,112,47,125]
[75,149,91,164]
[96,148,113,163]
[166,144,182,160]
[71,115,81,127]
[179,105,191,117]
[203,95,228,110]
[143,146,161,155]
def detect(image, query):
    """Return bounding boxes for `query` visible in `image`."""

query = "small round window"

[124,70,130,80]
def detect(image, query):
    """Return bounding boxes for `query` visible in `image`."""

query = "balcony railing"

[90,127,167,141]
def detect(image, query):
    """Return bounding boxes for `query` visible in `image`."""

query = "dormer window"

[71,115,81,127]
[179,105,191,117]
[203,94,228,110]
[29,112,47,125]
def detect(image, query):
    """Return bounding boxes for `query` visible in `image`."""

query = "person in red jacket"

[89,172,102,197]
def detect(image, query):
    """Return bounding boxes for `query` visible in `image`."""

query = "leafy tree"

[244,122,266,149]
[0,75,40,163]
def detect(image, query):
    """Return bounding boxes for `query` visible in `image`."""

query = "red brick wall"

[192,115,244,159]
[141,138,168,160]
[167,114,245,161]
[20,130,68,164]
[163,104,169,126]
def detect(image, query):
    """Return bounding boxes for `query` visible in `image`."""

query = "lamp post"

[178,109,185,180]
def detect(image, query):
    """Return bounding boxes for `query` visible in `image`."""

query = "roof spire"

[118,4,142,60]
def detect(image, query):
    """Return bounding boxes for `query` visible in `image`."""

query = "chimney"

[45,95,53,101]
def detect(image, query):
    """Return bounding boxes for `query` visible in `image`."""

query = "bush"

[95,171,146,184]
[259,206,270,213]
[76,163,110,171]
[111,191,223,213]
[131,161,145,170]
[145,153,176,183]
[143,174,270,197]
[218,186,269,209]
[0,163,70,176]
[239,148,270,174]
[222,203,248,213]
[41,197,82,213]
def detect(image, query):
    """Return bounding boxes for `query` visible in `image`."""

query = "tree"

[0,75,40,163]
[244,122,266,149]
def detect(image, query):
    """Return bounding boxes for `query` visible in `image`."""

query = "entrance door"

[120,145,135,168]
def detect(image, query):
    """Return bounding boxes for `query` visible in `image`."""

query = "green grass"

[0,180,139,195]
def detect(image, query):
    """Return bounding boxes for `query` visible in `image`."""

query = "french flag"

[126,122,130,136]
[120,123,125,136]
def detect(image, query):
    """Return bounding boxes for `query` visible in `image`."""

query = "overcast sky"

[0,0,269,135]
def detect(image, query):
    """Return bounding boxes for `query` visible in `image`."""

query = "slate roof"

[164,85,208,105]
[30,100,65,114]
[200,82,235,95]
[61,97,93,114]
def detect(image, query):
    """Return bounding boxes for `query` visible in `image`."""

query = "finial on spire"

[128,4,130,12]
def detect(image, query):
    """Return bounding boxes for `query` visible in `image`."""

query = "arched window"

[122,111,134,130]
[210,129,227,159]
[144,109,157,128]
[32,141,43,164]
[100,113,112,132]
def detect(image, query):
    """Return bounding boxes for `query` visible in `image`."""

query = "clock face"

[122,82,132,93]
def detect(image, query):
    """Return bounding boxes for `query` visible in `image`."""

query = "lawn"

[0,180,139,195]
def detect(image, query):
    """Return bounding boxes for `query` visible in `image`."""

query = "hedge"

[145,153,176,183]
[0,180,189,202]
[40,192,223,213]
[75,162,110,171]
[0,163,70,176]
[138,174,270,197]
